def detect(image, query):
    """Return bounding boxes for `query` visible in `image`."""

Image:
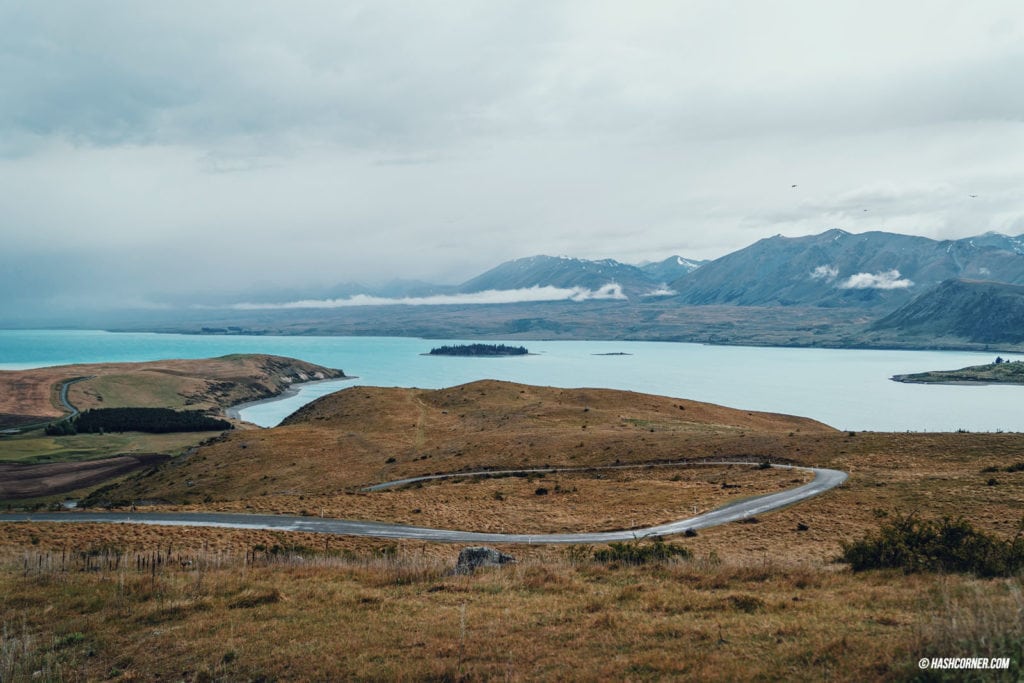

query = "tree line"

[45,408,233,435]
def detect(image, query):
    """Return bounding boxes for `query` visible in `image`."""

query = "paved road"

[3,376,93,433]
[0,463,846,544]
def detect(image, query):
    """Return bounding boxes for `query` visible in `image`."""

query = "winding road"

[3,376,93,433]
[56,376,89,419]
[0,462,847,544]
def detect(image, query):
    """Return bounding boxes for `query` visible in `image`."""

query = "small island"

[427,343,529,357]
[891,357,1024,385]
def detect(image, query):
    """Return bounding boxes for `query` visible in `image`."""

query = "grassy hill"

[94,380,832,508]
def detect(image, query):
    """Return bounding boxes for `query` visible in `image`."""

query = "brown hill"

[0,354,346,429]
[99,380,834,505]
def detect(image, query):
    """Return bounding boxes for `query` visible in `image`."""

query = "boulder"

[454,546,515,575]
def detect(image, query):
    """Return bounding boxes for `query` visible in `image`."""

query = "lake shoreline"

[225,376,357,422]
[891,377,1023,387]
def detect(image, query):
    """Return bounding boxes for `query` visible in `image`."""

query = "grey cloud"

[5,2,1022,155]
[2,1,1024,312]
[0,2,564,152]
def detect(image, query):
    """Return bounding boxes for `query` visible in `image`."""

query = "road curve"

[0,463,846,544]
[5,376,94,433]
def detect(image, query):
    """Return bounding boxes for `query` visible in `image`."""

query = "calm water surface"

[0,329,1018,432]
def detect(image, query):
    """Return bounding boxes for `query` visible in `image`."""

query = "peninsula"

[0,354,347,430]
[0,354,348,500]
[891,358,1024,385]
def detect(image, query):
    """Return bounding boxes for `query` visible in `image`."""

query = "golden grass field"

[2,380,1023,680]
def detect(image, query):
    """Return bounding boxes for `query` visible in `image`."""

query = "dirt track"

[0,454,171,500]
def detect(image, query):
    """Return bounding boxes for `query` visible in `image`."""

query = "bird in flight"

[791,184,798,188]
[969,194,978,198]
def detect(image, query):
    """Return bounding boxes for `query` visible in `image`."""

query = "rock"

[454,546,515,575]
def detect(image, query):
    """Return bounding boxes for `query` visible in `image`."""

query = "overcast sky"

[2,1,1023,312]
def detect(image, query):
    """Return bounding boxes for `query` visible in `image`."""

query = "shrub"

[840,513,1024,577]
[563,545,592,565]
[593,539,690,566]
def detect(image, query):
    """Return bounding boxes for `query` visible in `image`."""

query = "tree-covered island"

[427,343,529,357]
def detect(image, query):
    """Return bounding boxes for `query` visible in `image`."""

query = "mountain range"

[229,229,1023,311]
[668,229,1024,309]
[99,228,1024,351]
[457,255,703,298]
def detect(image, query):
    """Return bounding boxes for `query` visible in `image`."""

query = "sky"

[2,1,1024,313]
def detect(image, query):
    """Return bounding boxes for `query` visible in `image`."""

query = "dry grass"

[2,380,1024,679]
[0,432,205,464]
[98,381,831,505]
[77,382,1024,566]
[1,540,1018,681]
[914,577,1024,679]
[153,464,813,534]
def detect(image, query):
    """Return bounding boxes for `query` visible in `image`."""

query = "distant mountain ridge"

[457,255,673,298]
[669,229,1024,308]
[222,254,705,304]
[170,230,1024,334]
[639,256,707,284]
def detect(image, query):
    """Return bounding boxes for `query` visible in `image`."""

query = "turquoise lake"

[0,329,1019,432]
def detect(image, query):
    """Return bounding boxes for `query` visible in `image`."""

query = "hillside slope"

[98,380,834,505]
[870,279,1024,345]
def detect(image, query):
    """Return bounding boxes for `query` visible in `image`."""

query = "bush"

[593,539,690,566]
[840,513,1024,577]
[44,420,76,436]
